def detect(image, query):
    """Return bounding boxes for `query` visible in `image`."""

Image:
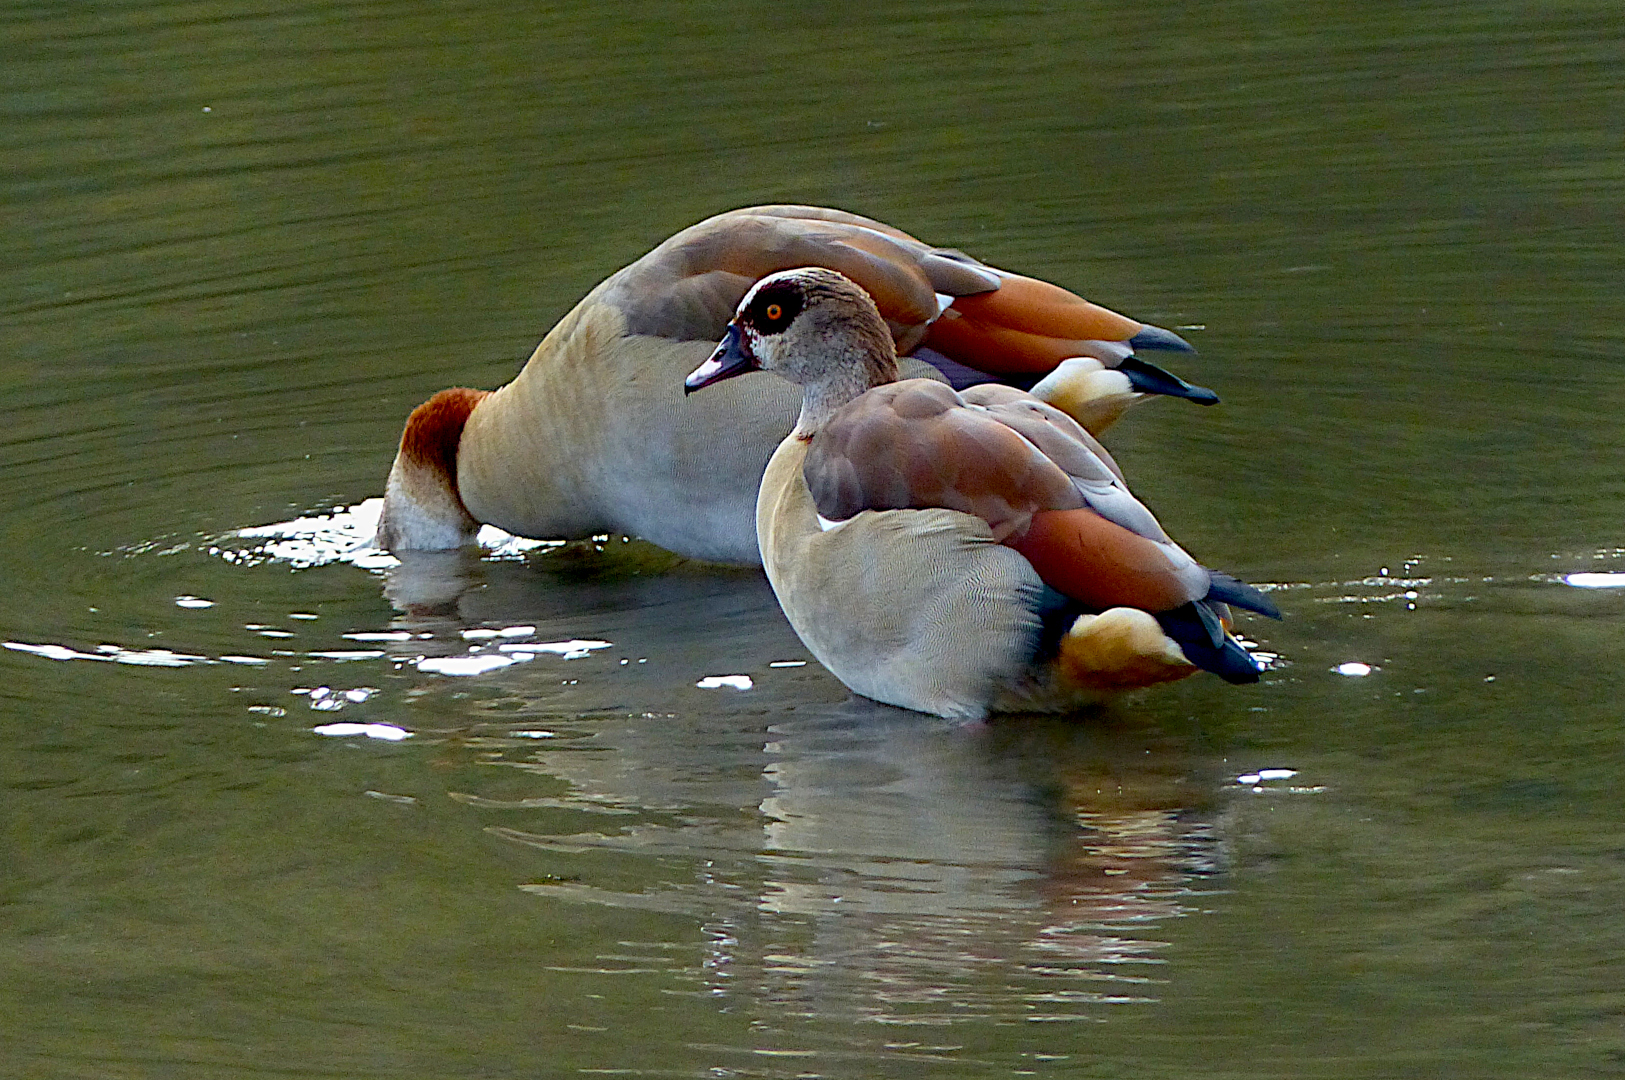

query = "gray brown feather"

[599,206,998,345]
[803,377,1178,546]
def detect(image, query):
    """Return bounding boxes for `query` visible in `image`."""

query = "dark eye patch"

[747,283,803,334]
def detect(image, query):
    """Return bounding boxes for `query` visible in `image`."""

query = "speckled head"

[684,268,900,397]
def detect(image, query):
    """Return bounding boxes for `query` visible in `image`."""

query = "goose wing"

[802,378,1213,613]
[598,206,998,351]
[595,207,1206,407]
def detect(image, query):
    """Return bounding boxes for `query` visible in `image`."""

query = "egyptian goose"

[684,268,1279,718]
[378,205,1214,564]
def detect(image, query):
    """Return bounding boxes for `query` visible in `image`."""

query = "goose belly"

[757,438,1046,719]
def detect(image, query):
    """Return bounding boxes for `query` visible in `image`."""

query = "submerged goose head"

[380,206,1222,559]
[685,268,900,435]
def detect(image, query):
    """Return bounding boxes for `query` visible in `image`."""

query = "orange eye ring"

[765,303,783,321]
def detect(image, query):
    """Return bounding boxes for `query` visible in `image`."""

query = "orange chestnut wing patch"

[1008,507,1203,614]
[923,273,1143,375]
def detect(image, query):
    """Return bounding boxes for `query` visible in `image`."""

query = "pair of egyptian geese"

[379,205,1280,718]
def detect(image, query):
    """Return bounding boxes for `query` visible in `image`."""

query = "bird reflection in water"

[449,685,1230,1027]
[744,708,1220,1023]
[264,509,1235,1025]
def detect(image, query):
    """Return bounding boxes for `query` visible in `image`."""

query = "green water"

[4,1,1624,1076]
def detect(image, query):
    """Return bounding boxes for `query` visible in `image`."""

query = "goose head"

[685,268,900,435]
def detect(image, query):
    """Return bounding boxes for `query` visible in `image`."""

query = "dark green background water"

[4,1,1624,1076]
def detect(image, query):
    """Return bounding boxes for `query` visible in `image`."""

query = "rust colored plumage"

[952,273,1142,337]
[923,273,1145,374]
[399,387,490,489]
[1009,508,1196,612]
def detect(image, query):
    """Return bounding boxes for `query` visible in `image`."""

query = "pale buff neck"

[788,319,901,438]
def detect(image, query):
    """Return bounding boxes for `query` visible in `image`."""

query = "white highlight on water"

[696,675,753,691]
[312,722,411,741]
[416,654,524,676]
[1237,769,1298,785]
[228,498,556,570]
[1565,572,1625,589]
[4,641,206,667]
[496,639,612,659]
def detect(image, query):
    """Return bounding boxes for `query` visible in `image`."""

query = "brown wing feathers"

[803,377,1222,616]
[611,210,947,345]
[607,206,1140,377]
[805,381,1082,538]
[959,385,1128,486]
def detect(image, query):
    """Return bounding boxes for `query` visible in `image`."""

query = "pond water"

[4,1,1624,1076]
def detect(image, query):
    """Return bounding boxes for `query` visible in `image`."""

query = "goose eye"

[765,303,783,322]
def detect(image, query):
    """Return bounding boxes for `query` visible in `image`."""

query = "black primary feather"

[1156,603,1264,685]
[1205,571,1282,620]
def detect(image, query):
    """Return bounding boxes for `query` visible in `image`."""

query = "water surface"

[4,1,1624,1076]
